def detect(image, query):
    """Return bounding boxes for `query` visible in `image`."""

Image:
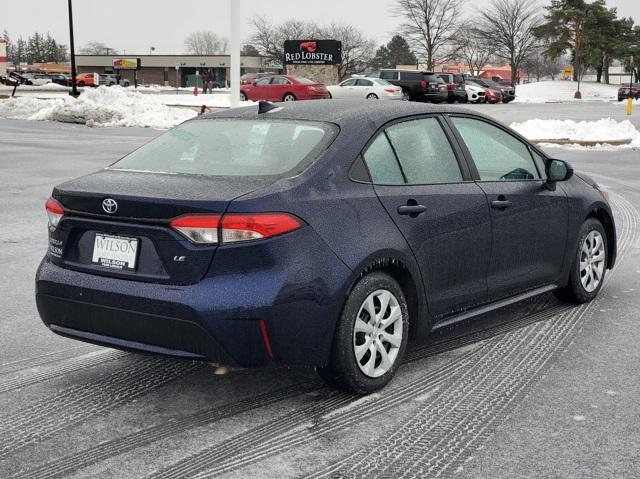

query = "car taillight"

[221,213,302,243]
[384,87,396,93]
[170,213,303,245]
[420,80,428,89]
[448,83,455,90]
[45,197,64,229]
[170,214,221,244]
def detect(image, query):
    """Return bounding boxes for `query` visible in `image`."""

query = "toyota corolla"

[36,100,616,394]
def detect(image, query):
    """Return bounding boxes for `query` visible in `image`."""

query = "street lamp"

[67,0,79,97]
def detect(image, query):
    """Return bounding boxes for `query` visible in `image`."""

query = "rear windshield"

[110,119,337,177]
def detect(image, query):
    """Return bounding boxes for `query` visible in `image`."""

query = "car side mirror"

[546,159,574,186]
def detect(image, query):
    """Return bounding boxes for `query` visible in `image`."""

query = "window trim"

[443,113,547,183]
[353,113,474,186]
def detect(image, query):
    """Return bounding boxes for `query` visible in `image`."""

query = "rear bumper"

[36,227,354,367]
[423,91,448,102]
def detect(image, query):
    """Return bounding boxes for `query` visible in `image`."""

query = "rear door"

[355,79,375,98]
[363,115,491,318]
[447,115,569,300]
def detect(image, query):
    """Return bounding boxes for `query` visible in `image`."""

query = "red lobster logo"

[299,41,317,53]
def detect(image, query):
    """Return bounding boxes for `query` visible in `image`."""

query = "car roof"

[201,100,485,130]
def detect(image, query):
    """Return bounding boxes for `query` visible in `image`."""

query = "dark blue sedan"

[36,100,616,394]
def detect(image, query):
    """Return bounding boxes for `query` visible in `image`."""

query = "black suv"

[467,77,515,103]
[367,69,448,103]
[437,73,467,103]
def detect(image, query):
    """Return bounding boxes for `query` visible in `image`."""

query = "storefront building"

[76,54,266,87]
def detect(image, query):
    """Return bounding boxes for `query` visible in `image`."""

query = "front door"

[448,116,569,301]
[363,116,492,318]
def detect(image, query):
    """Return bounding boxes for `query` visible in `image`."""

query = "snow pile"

[0,86,197,128]
[510,118,640,148]
[513,80,619,103]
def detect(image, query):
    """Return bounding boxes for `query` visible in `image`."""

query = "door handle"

[491,198,512,210]
[397,204,427,216]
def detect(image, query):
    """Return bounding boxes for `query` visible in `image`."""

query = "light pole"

[628,54,634,116]
[67,0,79,97]
[229,0,241,107]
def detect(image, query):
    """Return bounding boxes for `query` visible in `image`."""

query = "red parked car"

[75,73,98,87]
[618,83,640,101]
[240,75,330,102]
[483,87,503,104]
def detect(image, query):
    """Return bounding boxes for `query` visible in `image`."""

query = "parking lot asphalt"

[1,102,640,478]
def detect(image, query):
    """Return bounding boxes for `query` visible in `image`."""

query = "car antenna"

[258,101,280,114]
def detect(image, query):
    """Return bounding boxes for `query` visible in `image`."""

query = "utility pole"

[67,0,79,97]
[229,0,241,107]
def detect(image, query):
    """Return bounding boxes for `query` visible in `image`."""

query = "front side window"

[111,120,336,178]
[451,117,540,181]
[341,79,357,87]
[385,118,463,184]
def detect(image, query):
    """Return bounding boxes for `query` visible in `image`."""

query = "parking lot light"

[67,0,80,98]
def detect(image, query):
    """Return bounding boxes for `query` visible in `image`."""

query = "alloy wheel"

[283,94,296,102]
[580,230,606,293]
[353,289,403,378]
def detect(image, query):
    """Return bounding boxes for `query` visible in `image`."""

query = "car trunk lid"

[50,169,270,285]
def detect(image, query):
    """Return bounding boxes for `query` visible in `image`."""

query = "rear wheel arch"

[586,208,616,268]
[348,256,425,340]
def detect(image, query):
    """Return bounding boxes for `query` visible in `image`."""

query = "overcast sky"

[3,0,639,55]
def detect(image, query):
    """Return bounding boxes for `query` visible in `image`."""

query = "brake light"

[45,197,64,229]
[384,88,396,93]
[221,213,302,243]
[170,213,303,244]
[170,214,221,244]
[420,80,428,89]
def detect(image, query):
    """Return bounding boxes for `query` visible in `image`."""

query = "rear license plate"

[92,234,139,271]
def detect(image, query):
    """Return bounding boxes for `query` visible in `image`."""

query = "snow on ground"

[0,86,202,129]
[510,118,640,149]
[513,80,620,103]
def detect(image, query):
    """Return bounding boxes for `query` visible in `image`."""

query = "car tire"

[283,93,296,102]
[317,271,409,395]
[239,92,247,101]
[328,92,332,99]
[366,93,379,100]
[78,81,85,87]
[460,95,468,103]
[402,89,410,101]
[447,97,455,103]
[554,218,607,304]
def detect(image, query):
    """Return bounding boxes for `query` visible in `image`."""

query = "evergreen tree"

[372,36,417,69]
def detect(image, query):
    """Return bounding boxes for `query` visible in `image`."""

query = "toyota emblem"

[102,198,118,214]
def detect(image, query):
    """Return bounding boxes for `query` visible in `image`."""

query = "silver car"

[327,78,404,100]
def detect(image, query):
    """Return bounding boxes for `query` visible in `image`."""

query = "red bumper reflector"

[258,319,274,359]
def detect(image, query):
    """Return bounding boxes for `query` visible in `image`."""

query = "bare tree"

[319,23,376,80]
[78,41,116,55]
[249,17,375,80]
[453,26,493,75]
[250,16,319,66]
[395,0,465,70]
[184,31,228,55]
[477,0,541,84]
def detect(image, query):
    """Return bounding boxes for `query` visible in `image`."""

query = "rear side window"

[356,79,374,86]
[362,134,405,185]
[424,74,439,83]
[380,71,399,80]
[386,118,462,184]
[453,75,464,83]
[111,120,337,177]
[451,117,540,181]
[400,71,422,81]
